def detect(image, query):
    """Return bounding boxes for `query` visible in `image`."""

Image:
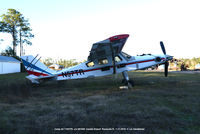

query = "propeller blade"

[160,41,166,55]
[164,61,169,77]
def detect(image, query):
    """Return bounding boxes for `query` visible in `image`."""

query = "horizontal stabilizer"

[21,55,56,76]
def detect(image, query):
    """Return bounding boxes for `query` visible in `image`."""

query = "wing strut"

[26,54,39,70]
[109,43,116,74]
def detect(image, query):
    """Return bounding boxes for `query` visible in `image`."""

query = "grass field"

[0,71,200,134]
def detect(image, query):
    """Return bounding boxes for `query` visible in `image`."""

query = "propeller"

[160,41,169,77]
[164,61,169,77]
[160,41,166,55]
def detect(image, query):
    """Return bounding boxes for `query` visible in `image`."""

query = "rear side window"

[98,58,108,65]
[86,61,94,67]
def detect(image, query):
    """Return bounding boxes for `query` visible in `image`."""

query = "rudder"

[21,55,55,76]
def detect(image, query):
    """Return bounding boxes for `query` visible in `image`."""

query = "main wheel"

[122,79,127,84]
[122,79,134,87]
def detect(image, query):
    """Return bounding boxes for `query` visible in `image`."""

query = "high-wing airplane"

[21,34,173,88]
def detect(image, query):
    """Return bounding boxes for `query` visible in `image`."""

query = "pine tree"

[0,9,34,56]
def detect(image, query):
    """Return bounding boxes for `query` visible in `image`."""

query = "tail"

[21,55,56,76]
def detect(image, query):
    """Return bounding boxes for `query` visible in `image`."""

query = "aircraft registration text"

[62,69,84,77]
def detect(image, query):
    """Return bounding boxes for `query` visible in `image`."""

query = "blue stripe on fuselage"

[21,59,52,75]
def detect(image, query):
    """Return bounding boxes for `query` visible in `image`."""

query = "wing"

[88,34,129,61]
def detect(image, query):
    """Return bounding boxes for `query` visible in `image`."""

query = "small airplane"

[21,34,173,88]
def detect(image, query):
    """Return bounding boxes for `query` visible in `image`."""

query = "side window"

[98,58,108,65]
[86,61,94,67]
[115,56,122,62]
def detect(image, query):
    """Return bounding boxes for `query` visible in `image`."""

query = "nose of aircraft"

[166,55,173,61]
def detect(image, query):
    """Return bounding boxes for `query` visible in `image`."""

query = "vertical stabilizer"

[21,55,55,76]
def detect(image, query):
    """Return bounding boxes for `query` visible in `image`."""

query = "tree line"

[42,57,200,70]
[175,57,200,70]
[0,9,34,57]
[41,58,83,68]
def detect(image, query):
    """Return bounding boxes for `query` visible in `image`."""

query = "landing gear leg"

[122,71,134,89]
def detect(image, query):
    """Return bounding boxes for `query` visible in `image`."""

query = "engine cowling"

[155,57,162,62]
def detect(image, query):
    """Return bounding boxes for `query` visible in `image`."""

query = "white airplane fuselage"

[21,34,172,84]
[55,53,167,81]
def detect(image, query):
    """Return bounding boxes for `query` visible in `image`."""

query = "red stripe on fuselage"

[58,58,159,76]
[126,59,155,65]
[26,70,48,76]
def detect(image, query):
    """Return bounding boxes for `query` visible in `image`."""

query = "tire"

[122,79,134,87]
[122,79,128,85]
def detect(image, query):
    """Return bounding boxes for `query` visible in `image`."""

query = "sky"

[0,0,200,61]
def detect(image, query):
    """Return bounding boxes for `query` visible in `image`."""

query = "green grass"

[0,71,200,134]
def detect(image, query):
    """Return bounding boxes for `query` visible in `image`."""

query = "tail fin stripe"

[27,70,49,76]
[22,59,52,75]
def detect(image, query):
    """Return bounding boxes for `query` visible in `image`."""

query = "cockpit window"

[115,56,122,62]
[98,58,108,65]
[122,52,131,59]
[86,61,94,67]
